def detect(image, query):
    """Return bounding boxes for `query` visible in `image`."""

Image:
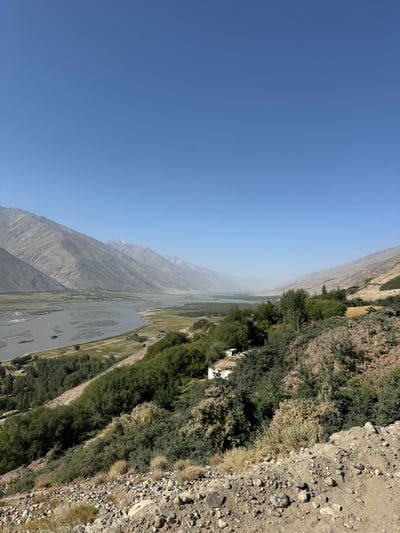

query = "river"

[0,297,183,362]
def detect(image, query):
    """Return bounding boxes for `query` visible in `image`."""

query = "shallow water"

[0,300,150,362]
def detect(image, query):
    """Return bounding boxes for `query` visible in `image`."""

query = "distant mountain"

[271,246,400,299]
[0,246,64,293]
[107,240,238,292]
[0,207,165,292]
[0,207,236,294]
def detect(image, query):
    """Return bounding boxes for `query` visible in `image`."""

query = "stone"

[297,490,310,503]
[206,492,226,508]
[364,421,378,434]
[174,492,193,505]
[269,493,291,509]
[294,479,308,489]
[331,503,343,512]
[154,515,166,528]
[217,518,228,528]
[325,477,337,487]
[127,499,154,517]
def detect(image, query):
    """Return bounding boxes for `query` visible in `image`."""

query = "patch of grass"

[138,309,201,336]
[208,453,223,466]
[346,306,382,318]
[173,458,193,471]
[151,469,165,481]
[108,459,129,479]
[219,447,251,475]
[24,502,98,531]
[34,473,53,489]
[108,489,131,511]
[149,454,168,472]
[91,472,108,486]
[176,464,205,484]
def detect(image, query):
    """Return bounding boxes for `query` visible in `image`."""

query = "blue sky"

[1,1,399,288]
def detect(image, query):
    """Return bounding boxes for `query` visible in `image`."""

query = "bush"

[252,399,336,460]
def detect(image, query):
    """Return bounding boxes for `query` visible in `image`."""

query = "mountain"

[107,240,237,293]
[270,246,400,297]
[0,246,64,293]
[0,207,160,292]
[0,207,236,294]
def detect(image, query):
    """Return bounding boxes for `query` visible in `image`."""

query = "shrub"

[252,399,336,460]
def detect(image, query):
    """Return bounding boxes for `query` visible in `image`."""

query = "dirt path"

[46,337,158,408]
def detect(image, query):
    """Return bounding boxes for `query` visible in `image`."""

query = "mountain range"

[1,206,399,298]
[272,246,400,300]
[0,207,237,294]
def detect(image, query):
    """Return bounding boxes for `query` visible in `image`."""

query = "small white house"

[224,348,238,357]
[207,358,237,380]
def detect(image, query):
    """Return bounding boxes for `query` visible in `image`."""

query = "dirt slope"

[1,421,399,532]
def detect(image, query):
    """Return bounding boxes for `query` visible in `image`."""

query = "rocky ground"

[1,421,400,532]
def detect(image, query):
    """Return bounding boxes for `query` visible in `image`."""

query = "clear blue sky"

[1,1,399,288]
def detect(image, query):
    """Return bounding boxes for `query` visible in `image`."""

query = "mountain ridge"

[270,245,400,298]
[0,207,238,294]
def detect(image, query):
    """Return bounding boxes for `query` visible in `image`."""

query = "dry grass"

[208,452,223,466]
[108,488,131,511]
[91,472,108,486]
[219,447,251,475]
[173,459,193,471]
[149,454,168,472]
[34,473,53,489]
[150,469,165,481]
[24,502,98,531]
[108,459,129,480]
[346,306,382,318]
[176,465,205,484]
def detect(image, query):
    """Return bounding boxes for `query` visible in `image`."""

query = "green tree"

[279,289,308,331]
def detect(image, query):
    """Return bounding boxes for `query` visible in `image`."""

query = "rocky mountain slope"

[1,421,399,532]
[0,207,236,294]
[107,240,236,293]
[0,246,64,293]
[272,246,400,297]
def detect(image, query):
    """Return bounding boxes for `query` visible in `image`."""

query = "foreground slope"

[1,421,399,532]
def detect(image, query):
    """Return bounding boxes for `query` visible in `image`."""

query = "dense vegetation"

[1,288,400,494]
[0,353,114,412]
[380,275,400,291]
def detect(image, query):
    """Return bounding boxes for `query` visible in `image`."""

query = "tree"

[279,289,308,331]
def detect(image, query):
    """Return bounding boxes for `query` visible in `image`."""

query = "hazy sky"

[1,1,399,288]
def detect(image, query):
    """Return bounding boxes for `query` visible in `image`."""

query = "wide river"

[0,295,257,362]
[0,296,201,362]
